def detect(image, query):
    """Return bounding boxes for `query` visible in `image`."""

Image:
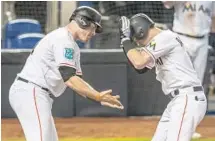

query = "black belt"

[17,77,50,93]
[173,31,205,39]
[168,86,203,99]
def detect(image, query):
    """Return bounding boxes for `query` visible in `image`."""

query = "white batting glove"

[119,16,131,46]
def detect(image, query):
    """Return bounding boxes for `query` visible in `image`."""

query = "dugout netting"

[14,1,47,33]
[7,1,174,49]
[92,1,174,49]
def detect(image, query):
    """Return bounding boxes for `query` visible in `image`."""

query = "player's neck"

[144,28,162,45]
[149,27,162,39]
[66,22,79,40]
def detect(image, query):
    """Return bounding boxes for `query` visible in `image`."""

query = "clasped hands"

[97,89,124,110]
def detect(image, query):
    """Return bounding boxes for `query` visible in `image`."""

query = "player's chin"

[80,37,90,43]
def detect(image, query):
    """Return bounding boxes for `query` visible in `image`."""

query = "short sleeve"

[53,42,76,69]
[144,40,173,60]
[140,32,177,68]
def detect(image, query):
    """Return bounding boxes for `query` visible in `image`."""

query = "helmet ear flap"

[137,28,145,39]
[130,13,154,41]
[70,6,103,33]
[74,15,91,29]
[133,27,146,40]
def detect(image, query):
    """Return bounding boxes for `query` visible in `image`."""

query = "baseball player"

[9,6,123,141]
[162,1,215,83]
[162,2,215,138]
[119,14,207,141]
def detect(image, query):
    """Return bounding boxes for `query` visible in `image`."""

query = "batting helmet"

[130,13,155,40]
[69,6,102,33]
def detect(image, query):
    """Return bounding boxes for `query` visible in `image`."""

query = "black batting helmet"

[130,13,155,40]
[69,6,102,33]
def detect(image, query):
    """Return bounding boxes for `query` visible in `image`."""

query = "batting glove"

[119,16,131,47]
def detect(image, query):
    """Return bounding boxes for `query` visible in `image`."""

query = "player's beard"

[85,33,93,42]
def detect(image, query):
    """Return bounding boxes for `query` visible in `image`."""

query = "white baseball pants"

[9,80,58,141]
[151,88,207,141]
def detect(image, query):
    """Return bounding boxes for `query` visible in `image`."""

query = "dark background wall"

[1,50,172,118]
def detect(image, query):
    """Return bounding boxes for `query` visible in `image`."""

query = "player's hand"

[99,89,124,110]
[119,16,130,43]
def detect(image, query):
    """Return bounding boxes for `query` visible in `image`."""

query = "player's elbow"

[130,54,150,70]
[59,66,78,86]
[65,75,81,89]
[65,75,76,87]
[129,56,148,70]
[162,1,174,9]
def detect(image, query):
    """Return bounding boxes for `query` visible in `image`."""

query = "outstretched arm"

[59,66,123,109]
[65,75,101,100]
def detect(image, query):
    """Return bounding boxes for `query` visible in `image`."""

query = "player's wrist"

[120,37,131,48]
[121,37,130,43]
[85,91,101,102]
[95,93,101,101]
[122,39,136,54]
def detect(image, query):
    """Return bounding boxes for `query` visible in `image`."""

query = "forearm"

[65,75,100,101]
[162,1,176,9]
[162,1,185,9]
[122,40,150,69]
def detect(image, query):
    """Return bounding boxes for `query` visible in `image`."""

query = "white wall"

[60,1,77,26]
[46,1,77,33]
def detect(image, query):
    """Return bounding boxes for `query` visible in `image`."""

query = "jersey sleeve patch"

[64,48,74,60]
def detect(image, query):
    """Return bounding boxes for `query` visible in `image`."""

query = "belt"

[173,31,205,39]
[168,86,203,99]
[17,77,50,93]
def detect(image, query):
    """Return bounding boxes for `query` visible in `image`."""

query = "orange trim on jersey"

[76,72,82,75]
[141,48,156,68]
[177,94,188,141]
[60,63,76,68]
[33,87,43,141]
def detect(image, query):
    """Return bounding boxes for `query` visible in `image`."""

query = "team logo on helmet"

[79,17,87,26]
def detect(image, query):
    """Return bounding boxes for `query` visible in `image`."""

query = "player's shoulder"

[47,27,76,45]
[154,30,177,42]
[149,29,180,50]
[46,27,67,39]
